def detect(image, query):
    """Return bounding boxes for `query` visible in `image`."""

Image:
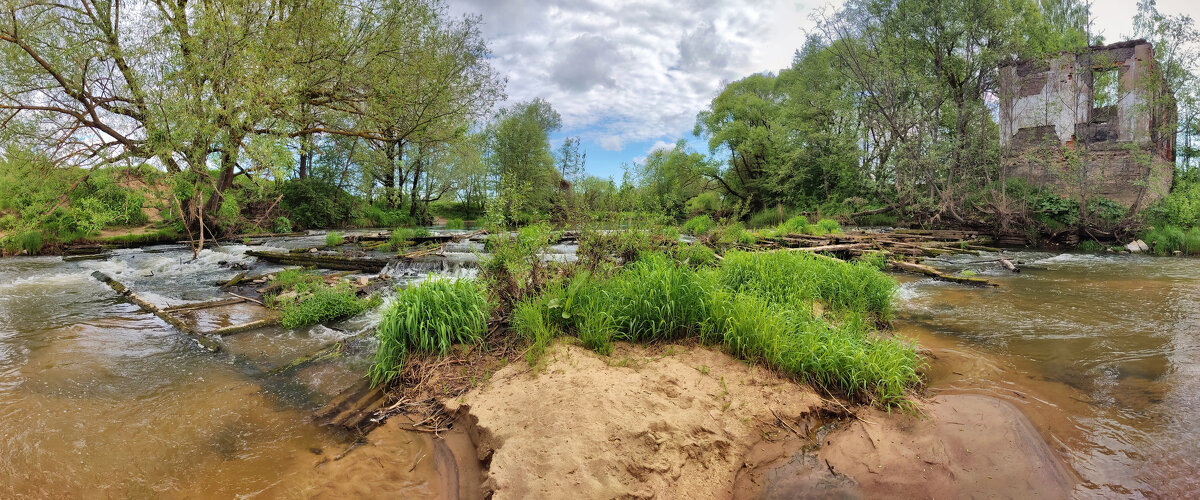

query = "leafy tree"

[486,99,563,221]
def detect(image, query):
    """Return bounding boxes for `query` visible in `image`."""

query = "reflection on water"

[897,252,1200,497]
[0,247,352,498]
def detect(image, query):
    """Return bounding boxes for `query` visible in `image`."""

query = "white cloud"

[451,0,833,151]
[648,140,675,153]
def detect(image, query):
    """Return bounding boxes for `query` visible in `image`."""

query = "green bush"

[1143,225,1187,255]
[273,216,293,233]
[682,215,716,236]
[279,282,375,329]
[279,178,357,229]
[325,231,345,247]
[684,192,722,216]
[3,230,43,254]
[387,227,431,250]
[1186,227,1200,255]
[370,279,490,386]
[362,204,416,228]
[445,218,466,230]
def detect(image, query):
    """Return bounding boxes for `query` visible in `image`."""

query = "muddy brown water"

[901,251,1200,498]
[2,242,1197,498]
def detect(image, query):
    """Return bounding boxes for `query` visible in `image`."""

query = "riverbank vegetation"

[3,1,1198,257]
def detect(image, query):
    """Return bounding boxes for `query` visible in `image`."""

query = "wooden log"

[219,271,247,289]
[887,261,998,287]
[163,297,247,312]
[314,377,389,430]
[999,258,1019,273]
[90,271,222,352]
[785,243,870,253]
[63,253,108,262]
[207,317,281,336]
[246,250,391,272]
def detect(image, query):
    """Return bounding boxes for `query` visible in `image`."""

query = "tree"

[486,98,563,220]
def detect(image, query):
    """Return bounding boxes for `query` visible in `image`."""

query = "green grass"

[445,218,466,230]
[370,278,490,386]
[717,222,757,246]
[775,215,811,236]
[387,227,431,250]
[3,230,43,254]
[1186,227,1200,255]
[814,218,842,235]
[717,250,896,320]
[279,282,376,329]
[516,251,918,407]
[325,231,345,247]
[683,215,716,236]
[1142,225,1188,255]
[675,243,717,267]
[272,268,322,290]
[1076,239,1104,253]
[91,227,180,246]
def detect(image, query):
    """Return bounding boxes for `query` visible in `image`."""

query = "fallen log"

[785,243,870,253]
[246,250,391,272]
[207,317,281,336]
[90,271,222,352]
[219,271,247,289]
[63,253,108,262]
[314,377,389,430]
[887,261,998,287]
[163,297,247,312]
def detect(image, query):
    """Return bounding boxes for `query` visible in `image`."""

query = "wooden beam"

[90,271,222,352]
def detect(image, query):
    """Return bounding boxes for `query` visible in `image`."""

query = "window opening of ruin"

[1092,67,1119,121]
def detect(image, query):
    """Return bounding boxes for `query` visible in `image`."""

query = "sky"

[450,0,1200,181]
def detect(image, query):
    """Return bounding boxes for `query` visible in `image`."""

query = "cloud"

[450,0,834,158]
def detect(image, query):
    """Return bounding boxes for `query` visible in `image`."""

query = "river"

[0,241,1197,497]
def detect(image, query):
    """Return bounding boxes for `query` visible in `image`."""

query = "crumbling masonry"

[999,40,1176,210]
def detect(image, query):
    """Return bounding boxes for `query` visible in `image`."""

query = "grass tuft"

[325,231,345,247]
[370,278,490,386]
[683,215,716,236]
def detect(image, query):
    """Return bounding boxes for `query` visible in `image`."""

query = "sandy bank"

[319,340,1075,498]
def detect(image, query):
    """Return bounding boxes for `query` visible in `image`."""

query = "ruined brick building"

[999,40,1177,210]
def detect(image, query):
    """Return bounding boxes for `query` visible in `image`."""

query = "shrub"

[279,282,375,329]
[3,230,43,254]
[1186,227,1200,255]
[273,216,293,233]
[1143,225,1186,255]
[682,215,716,236]
[684,192,722,215]
[325,231,345,247]
[279,178,357,229]
[387,227,431,250]
[445,218,466,230]
[369,279,490,386]
[362,204,417,228]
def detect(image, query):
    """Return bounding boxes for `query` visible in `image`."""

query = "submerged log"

[246,250,391,272]
[63,253,108,262]
[887,261,998,287]
[315,377,389,430]
[90,271,222,352]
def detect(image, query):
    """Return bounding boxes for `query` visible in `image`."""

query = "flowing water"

[2,238,1198,498]
[897,252,1200,498]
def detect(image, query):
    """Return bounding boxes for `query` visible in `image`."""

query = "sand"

[443,342,824,499]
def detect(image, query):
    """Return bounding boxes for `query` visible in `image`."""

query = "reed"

[279,282,376,329]
[325,231,345,247]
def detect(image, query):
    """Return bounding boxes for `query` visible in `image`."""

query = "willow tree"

[0,0,502,240]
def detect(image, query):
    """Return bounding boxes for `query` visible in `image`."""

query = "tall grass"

[325,231,345,247]
[445,218,466,230]
[370,278,490,386]
[519,251,918,407]
[718,251,896,320]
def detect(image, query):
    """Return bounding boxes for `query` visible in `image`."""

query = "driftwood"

[208,317,281,336]
[246,250,391,272]
[219,271,247,289]
[90,271,222,352]
[887,261,997,287]
[163,297,247,312]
